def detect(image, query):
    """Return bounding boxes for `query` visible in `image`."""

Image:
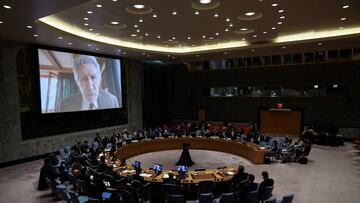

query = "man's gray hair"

[73,55,101,81]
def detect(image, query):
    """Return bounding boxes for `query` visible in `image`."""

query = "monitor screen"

[102,192,112,199]
[133,160,141,169]
[38,48,123,113]
[177,165,188,173]
[153,164,163,173]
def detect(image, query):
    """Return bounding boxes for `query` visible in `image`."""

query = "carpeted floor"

[0,142,359,203]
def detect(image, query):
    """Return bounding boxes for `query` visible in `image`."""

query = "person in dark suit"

[97,156,108,173]
[258,171,274,199]
[37,158,60,190]
[58,55,119,112]
[239,174,258,203]
[231,165,248,186]
[176,143,195,167]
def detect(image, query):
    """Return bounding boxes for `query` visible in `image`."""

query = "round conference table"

[112,136,270,184]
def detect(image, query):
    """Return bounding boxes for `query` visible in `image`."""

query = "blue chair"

[215,192,237,203]
[259,185,274,202]
[67,190,89,203]
[244,190,258,203]
[195,193,213,203]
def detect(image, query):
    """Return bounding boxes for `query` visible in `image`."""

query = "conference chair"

[198,180,215,194]
[45,177,59,199]
[56,184,70,202]
[258,185,274,203]
[215,192,238,203]
[77,179,90,195]
[131,179,151,201]
[195,193,214,203]
[265,197,276,203]
[119,189,137,203]
[67,190,89,203]
[276,194,294,203]
[244,190,258,203]
[169,194,186,203]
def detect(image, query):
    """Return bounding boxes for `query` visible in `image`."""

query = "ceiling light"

[96,48,100,51]
[318,42,322,46]
[89,28,93,31]
[3,5,11,9]
[84,23,89,26]
[340,17,346,21]
[342,5,350,9]
[142,53,146,55]
[242,38,246,40]
[225,28,229,32]
[195,11,200,15]
[33,34,38,37]
[240,28,248,31]
[139,19,143,23]
[88,44,92,47]
[134,24,138,27]
[214,13,219,17]
[224,52,228,54]
[192,45,195,47]
[83,17,89,20]
[130,34,137,37]
[152,13,157,18]
[26,25,32,29]
[314,85,319,89]
[202,35,206,38]
[200,0,212,4]
[96,4,102,8]
[87,11,93,14]
[58,36,63,39]
[251,49,255,52]
[145,33,149,36]
[277,21,283,24]
[146,55,150,58]
[226,18,230,22]
[339,27,344,30]
[209,37,214,39]
[133,4,145,9]
[333,84,338,88]
[280,16,285,19]
[272,3,278,7]
[172,37,176,40]
[245,12,255,16]
[215,32,219,35]
[229,23,233,27]
[123,52,126,55]
[112,0,118,1]
[172,56,175,59]
[110,21,119,25]
[253,34,257,37]
[278,10,284,13]
[187,36,191,40]
[0,21,3,24]
[282,46,286,49]
[272,27,277,30]
[136,29,140,32]
[117,49,121,52]
[157,35,160,38]
[172,11,177,15]
[263,31,267,34]
[68,42,72,45]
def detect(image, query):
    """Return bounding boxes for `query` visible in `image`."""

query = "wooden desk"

[115,137,269,164]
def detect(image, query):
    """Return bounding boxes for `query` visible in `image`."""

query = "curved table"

[115,137,269,164]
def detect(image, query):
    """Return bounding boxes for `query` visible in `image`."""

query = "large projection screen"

[38,49,122,113]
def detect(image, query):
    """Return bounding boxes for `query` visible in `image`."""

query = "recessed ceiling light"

[209,37,214,39]
[245,12,255,16]
[133,4,145,9]
[96,48,100,51]
[83,17,89,20]
[340,17,346,21]
[134,24,138,27]
[229,23,233,27]
[142,53,146,55]
[26,25,32,29]
[58,36,63,39]
[240,28,248,31]
[3,5,11,9]
[146,55,150,58]
[280,16,285,19]
[272,27,277,30]
[225,28,229,32]
[0,21,3,24]
[89,28,93,31]
[68,42,72,45]
[224,52,228,54]
[277,21,283,24]
[139,19,143,23]
[112,0,118,1]
[202,35,206,38]
[342,5,350,9]
[339,27,344,30]
[87,11,93,14]
[272,3,278,7]
[253,34,257,37]
[136,29,140,32]
[145,33,149,36]
[196,54,199,57]
[200,0,212,4]
[282,46,286,49]
[117,49,121,52]
[88,44,92,47]
[110,21,119,25]
[214,13,219,17]
[172,11,177,15]
[278,10,284,13]
[215,32,219,35]
[172,56,175,59]
[172,37,176,40]
[187,36,191,40]
[131,34,137,37]
[157,35,160,38]
[242,38,246,40]
[314,85,319,88]
[251,49,255,52]
[33,34,39,37]
[318,42,322,46]
[152,13,157,18]
[84,23,89,26]
[263,31,267,34]
[96,33,100,35]
[226,18,230,22]
[195,10,200,15]
[333,84,338,88]
[96,4,102,8]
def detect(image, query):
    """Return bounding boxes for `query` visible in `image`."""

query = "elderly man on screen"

[58,55,119,112]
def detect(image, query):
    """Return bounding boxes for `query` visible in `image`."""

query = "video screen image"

[38,49,122,113]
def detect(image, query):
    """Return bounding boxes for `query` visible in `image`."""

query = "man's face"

[76,63,101,103]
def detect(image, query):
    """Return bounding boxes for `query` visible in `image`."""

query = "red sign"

[277,103,283,109]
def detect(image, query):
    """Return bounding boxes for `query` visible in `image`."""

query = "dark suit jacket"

[231,172,248,185]
[258,178,274,196]
[58,90,119,112]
